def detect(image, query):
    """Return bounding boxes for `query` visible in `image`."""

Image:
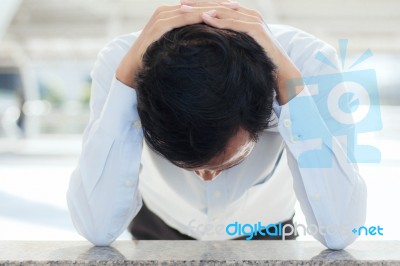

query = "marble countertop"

[1,240,400,265]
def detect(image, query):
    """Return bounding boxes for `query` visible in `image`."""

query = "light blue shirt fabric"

[67,24,367,249]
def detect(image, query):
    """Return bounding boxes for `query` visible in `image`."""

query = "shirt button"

[213,191,221,198]
[124,179,134,188]
[283,119,291,128]
[132,120,142,128]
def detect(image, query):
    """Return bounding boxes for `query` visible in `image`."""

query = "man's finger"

[149,5,181,25]
[180,0,230,6]
[221,3,264,21]
[152,12,205,39]
[157,8,184,20]
[154,5,181,15]
[201,11,263,38]
[181,6,260,23]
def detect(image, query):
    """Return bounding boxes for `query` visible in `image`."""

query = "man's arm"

[67,4,227,246]
[277,83,367,250]
[66,33,144,246]
[272,30,367,249]
[195,3,367,249]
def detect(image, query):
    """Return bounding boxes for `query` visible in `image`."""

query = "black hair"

[135,24,276,168]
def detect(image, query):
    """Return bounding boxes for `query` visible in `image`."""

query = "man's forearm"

[274,52,304,105]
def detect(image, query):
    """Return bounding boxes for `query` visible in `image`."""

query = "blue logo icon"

[287,39,382,168]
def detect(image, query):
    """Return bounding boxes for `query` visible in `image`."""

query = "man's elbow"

[71,217,117,246]
[67,194,116,246]
[322,232,358,250]
[83,232,115,247]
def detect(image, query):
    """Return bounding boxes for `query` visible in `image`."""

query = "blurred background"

[0,0,399,241]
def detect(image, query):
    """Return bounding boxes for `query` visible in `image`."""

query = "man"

[67,0,366,249]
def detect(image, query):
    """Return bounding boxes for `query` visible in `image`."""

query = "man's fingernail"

[204,10,217,17]
[180,4,193,12]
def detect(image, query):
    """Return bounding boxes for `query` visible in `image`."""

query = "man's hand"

[116,5,199,88]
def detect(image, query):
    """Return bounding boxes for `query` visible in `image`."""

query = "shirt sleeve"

[66,34,144,246]
[275,48,367,250]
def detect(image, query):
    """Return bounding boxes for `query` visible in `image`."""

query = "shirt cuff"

[277,85,332,159]
[98,76,140,136]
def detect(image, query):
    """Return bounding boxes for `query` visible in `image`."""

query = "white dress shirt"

[67,24,367,249]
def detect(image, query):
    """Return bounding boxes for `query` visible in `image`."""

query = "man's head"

[135,24,276,179]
